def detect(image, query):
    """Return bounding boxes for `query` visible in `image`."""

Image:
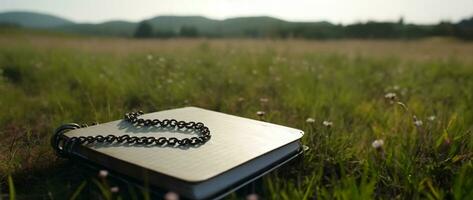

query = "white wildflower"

[256,111,265,117]
[371,139,384,149]
[110,186,119,193]
[259,98,269,103]
[428,115,436,121]
[164,191,179,200]
[413,115,423,127]
[98,170,108,178]
[414,120,423,127]
[306,118,315,123]
[384,92,397,100]
[322,120,333,127]
[146,54,153,60]
[246,193,259,200]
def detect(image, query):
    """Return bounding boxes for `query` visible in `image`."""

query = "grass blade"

[69,181,87,200]
[8,175,15,200]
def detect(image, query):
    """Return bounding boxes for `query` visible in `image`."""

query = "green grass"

[0,32,472,199]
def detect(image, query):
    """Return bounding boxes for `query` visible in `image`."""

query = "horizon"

[1,0,473,25]
[1,9,472,26]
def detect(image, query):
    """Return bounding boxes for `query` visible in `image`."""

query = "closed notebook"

[62,107,304,199]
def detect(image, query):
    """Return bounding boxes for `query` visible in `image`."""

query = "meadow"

[0,29,472,199]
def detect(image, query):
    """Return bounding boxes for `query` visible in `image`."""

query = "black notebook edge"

[207,143,305,200]
[67,141,304,199]
[190,141,301,199]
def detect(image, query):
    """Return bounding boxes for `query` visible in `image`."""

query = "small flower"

[384,92,397,100]
[428,115,436,121]
[98,170,108,178]
[147,54,153,60]
[393,85,400,91]
[306,118,315,123]
[110,186,119,193]
[322,120,333,128]
[413,115,423,127]
[414,120,423,127]
[371,139,384,149]
[259,98,269,103]
[256,111,265,117]
[164,191,179,200]
[246,193,259,200]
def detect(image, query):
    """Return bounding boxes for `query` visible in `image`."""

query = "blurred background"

[1,1,472,199]
[1,0,473,39]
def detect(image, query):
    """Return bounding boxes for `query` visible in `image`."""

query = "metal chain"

[52,111,211,157]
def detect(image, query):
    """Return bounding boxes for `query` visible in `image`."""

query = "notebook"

[60,107,304,199]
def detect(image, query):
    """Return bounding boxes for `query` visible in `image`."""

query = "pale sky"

[1,0,472,24]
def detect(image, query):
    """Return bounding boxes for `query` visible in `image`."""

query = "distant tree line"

[134,21,200,38]
[0,22,21,28]
[133,18,473,40]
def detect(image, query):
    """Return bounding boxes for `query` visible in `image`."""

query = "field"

[1,30,472,199]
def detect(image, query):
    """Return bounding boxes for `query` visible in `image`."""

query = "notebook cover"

[64,106,304,182]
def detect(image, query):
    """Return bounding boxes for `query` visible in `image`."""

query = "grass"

[0,31,472,199]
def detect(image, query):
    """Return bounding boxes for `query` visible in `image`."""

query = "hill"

[147,15,218,33]
[0,11,472,39]
[0,11,73,28]
[53,20,137,36]
[0,11,332,37]
[52,16,299,37]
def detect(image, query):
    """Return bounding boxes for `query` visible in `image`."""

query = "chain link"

[52,111,211,157]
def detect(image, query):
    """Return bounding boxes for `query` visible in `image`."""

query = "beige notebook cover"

[64,107,303,182]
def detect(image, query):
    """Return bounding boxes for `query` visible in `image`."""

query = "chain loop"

[52,111,211,157]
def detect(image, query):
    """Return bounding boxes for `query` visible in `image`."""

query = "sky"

[1,0,472,24]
